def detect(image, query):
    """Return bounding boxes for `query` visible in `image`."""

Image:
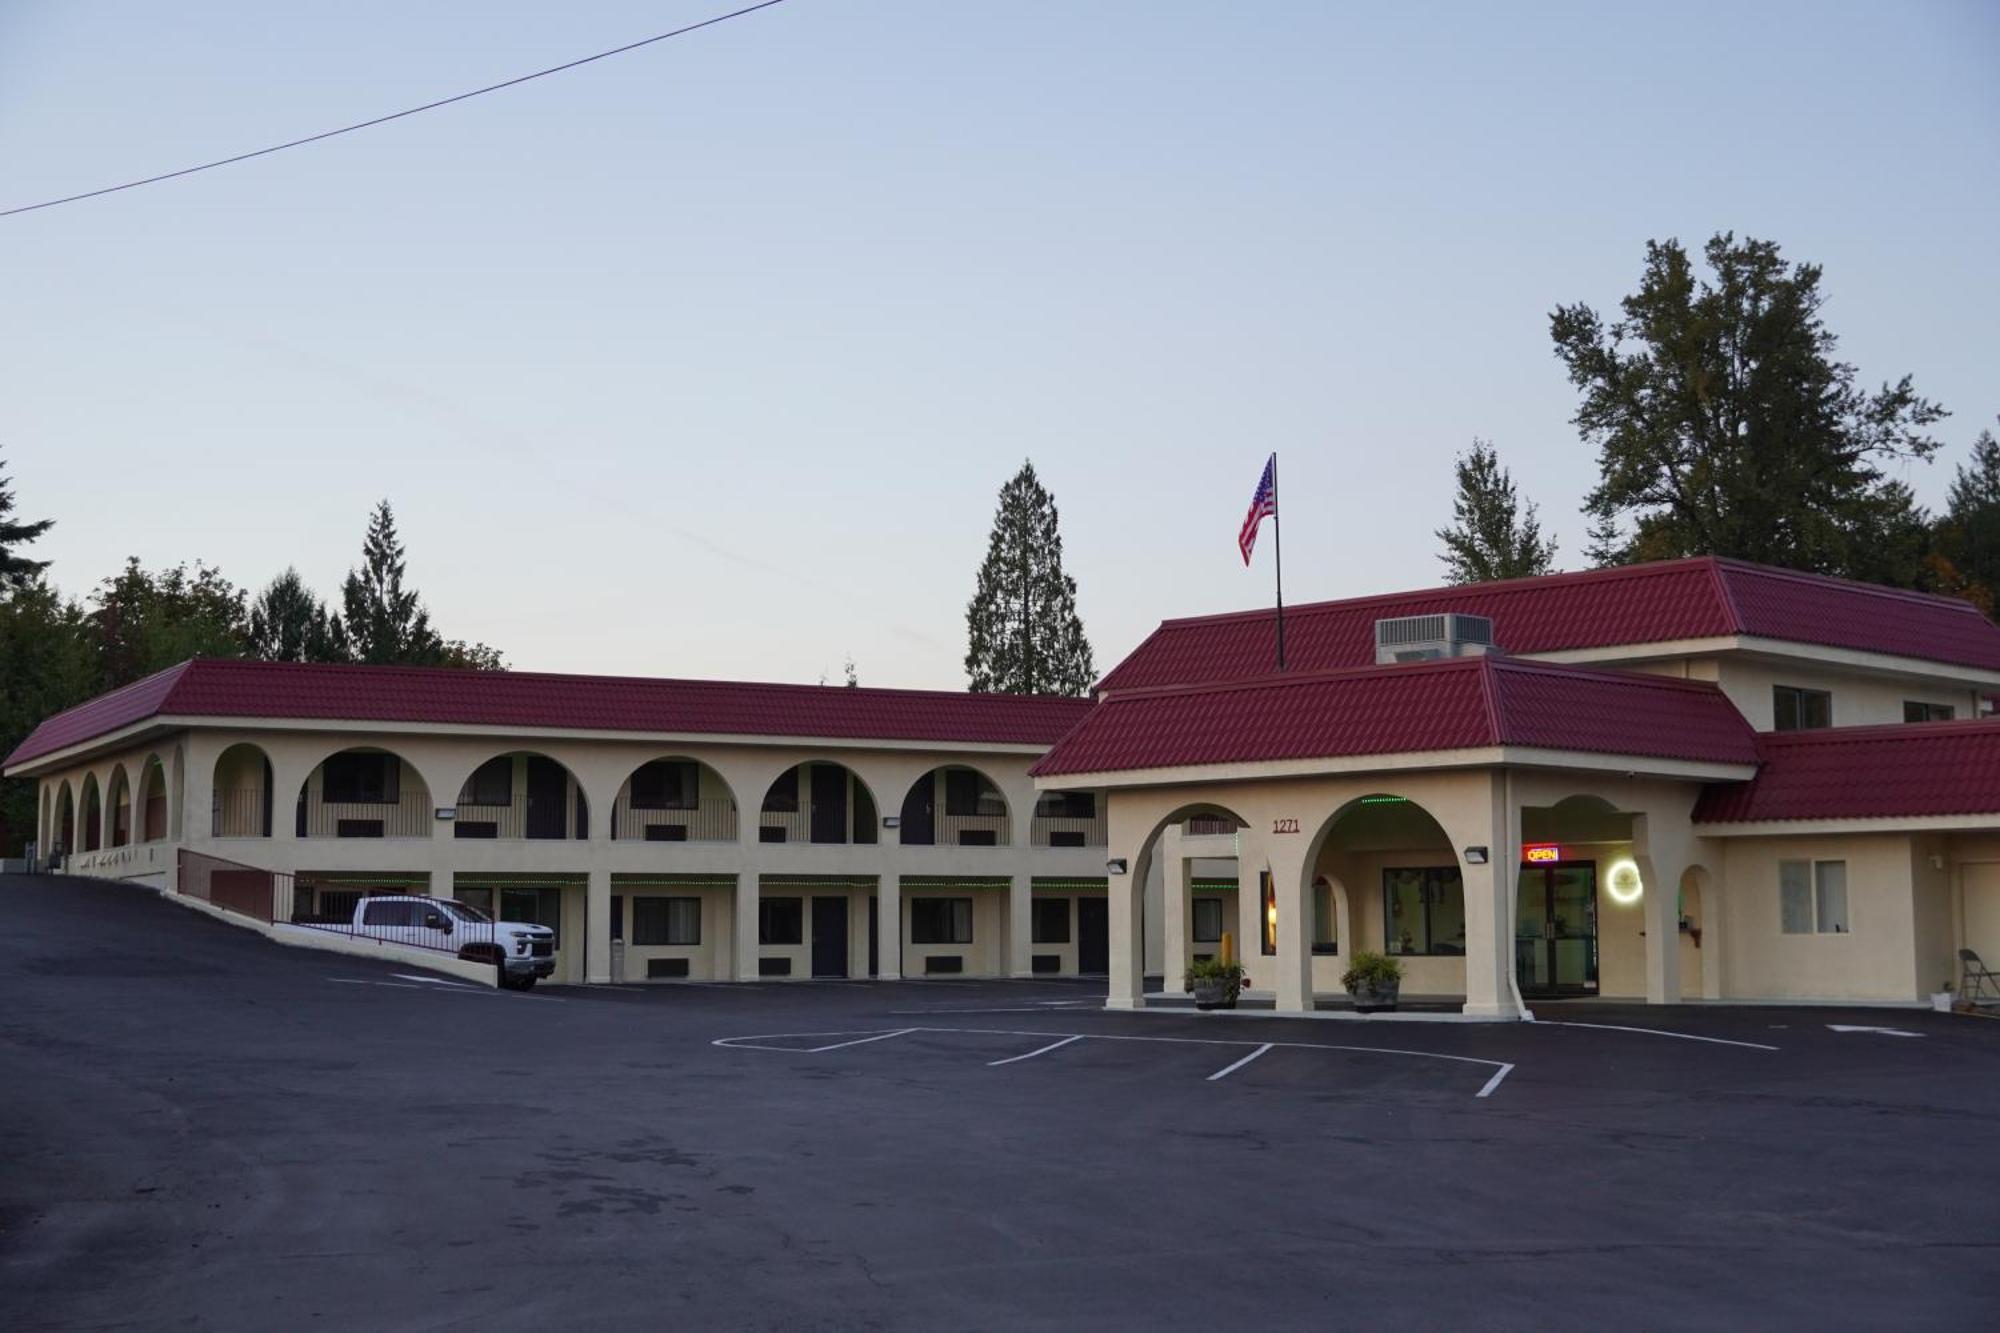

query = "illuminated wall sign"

[1522,843,1562,864]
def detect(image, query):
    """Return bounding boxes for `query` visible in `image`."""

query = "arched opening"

[1677,865,1710,998]
[453,751,589,840]
[106,765,133,847]
[298,747,431,838]
[212,744,275,837]
[1519,794,1639,999]
[760,763,876,846]
[1304,794,1459,1006]
[899,765,1009,847]
[139,755,168,841]
[611,757,738,842]
[79,774,103,852]
[1128,801,1253,997]
[52,780,74,857]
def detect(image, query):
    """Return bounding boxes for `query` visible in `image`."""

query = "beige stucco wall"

[1718,834,1921,1001]
[1629,655,1979,730]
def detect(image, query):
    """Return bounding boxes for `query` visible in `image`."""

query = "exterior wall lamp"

[1106,858,1128,875]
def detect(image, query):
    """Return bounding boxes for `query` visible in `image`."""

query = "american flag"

[1238,453,1277,565]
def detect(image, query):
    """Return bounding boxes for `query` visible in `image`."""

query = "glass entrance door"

[1516,862,1598,996]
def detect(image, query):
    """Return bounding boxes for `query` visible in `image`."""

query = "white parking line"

[987,1035,1086,1067]
[1206,1043,1272,1082]
[714,1024,1514,1098]
[1536,1021,1779,1051]
[391,973,476,988]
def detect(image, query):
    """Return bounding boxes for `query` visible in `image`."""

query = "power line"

[0,0,794,219]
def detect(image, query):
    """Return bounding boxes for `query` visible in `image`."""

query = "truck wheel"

[498,970,534,991]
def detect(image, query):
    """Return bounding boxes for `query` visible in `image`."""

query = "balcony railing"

[213,790,269,838]
[300,791,432,838]
[612,798,739,843]
[934,812,1010,847]
[1031,814,1107,848]
[451,795,582,840]
[1185,816,1242,837]
[758,811,808,843]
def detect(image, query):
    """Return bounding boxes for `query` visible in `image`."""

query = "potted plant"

[1931,981,1955,1013]
[1341,951,1404,1013]
[1185,956,1245,1011]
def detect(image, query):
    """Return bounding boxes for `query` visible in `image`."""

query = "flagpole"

[1272,452,1286,671]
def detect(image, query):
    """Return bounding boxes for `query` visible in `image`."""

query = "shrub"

[1185,956,1246,989]
[1340,950,1402,992]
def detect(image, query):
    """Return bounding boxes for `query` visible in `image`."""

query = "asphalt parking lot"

[4,873,1999,1331]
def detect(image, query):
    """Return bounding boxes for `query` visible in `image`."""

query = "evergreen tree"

[0,580,96,852]
[248,567,348,663]
[842,655,858,688]
[0,447,54,590]
[964,461,1095,696]
[340,501,503,668]
[1928,419,2000,614]
[87,559,249,685]
[1552,233,1946,582]
[1435,439,1558,584]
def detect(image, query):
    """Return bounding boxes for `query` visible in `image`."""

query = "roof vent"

[1374,613,1497,665]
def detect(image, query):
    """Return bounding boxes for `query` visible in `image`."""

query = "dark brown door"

[811,896,849,977]
[525,757,567,840]
[1076,897,1110,975]
[809,765,849,844]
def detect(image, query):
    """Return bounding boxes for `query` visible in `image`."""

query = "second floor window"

[1904,701,1956,723]
[1773,685,1832,732]
[323,753,398,805]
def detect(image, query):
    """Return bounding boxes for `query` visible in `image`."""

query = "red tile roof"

[3,659,1096,769]
[1693,719,2000,824]
[1099,557,2000,692]
[1031,655,1759,778]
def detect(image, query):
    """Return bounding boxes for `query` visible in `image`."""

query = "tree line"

[1437,232,1998,602]
[0,486,501,852]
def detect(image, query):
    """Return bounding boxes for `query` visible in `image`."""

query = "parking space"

[7,873,2000,1331]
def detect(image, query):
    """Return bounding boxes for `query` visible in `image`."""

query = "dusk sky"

[3,0,1995,688]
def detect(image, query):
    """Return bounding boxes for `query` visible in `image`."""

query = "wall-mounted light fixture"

[881,815,901,829]
[1260,871,1277,956]
[1463,845,1489,865]
[1106,858,1128,875]
[434,808,457,821]
[1606,859,1644,906]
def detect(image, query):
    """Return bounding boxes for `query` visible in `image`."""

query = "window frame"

[1191,896,1225,944]
[630,759,699,811]
[1034,790,1097,820]
[1779,858,1850,935]
[910,896,974,945]
[322,752,400,805]
[1773,685,1833,732]
[762,768,800,814]
[1904,700,1956,724]
[464,756,513,807]
[758,896,803,946]
[1311,877,1339,955]
[1031,897,1071,945]
[1381,865,1467,957]
[632,895,702,947]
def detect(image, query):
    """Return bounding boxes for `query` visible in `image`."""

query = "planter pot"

[1347,978,1401,1013]
[1931,992,1954,1013]
[1191,979,1239,1011]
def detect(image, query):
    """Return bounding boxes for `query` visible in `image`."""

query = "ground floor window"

[1032,898,1070,944]
[1383,867,1465,955]
[911,897,972,944]
[1780,860,1849,934]
[1191,897,1224,943]
[759,896,803,945]
[633,896,701,946]
[1312,878,1338,954]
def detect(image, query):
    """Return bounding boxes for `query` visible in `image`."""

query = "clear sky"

[3,1,1995,688]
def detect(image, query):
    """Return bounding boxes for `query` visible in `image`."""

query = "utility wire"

[0,0,793,219]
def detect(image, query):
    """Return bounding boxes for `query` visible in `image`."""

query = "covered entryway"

[1516,860,1598,996]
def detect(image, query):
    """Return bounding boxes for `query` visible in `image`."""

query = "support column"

[733,872,759,982]
[1634,814,1688,1006]
[878,874,902,980]
[1699,871,1726,1000]
[1268,839,1313,1015]
[1460,771,1524,1019]
[1107,862,1143,1010]
[585,867,612,984]
[1160,825,1188,994]
[1008,872,1033,978]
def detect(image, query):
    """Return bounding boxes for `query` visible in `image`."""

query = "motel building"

[12,555,2000,1016]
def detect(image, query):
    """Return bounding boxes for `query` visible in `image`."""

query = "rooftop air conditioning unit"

[1374,613,1497,665]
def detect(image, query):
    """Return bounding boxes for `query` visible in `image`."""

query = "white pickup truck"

[345,895,557,990]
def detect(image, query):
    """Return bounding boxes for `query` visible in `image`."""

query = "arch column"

[1267,830,1313,1014]
[1105,796,1153,1010]
[1632,811,1701,1005]
[1455,771,1524,1019]
[1159,824,1188,994]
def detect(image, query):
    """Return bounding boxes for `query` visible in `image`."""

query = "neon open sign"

[1523,843,1562,864]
